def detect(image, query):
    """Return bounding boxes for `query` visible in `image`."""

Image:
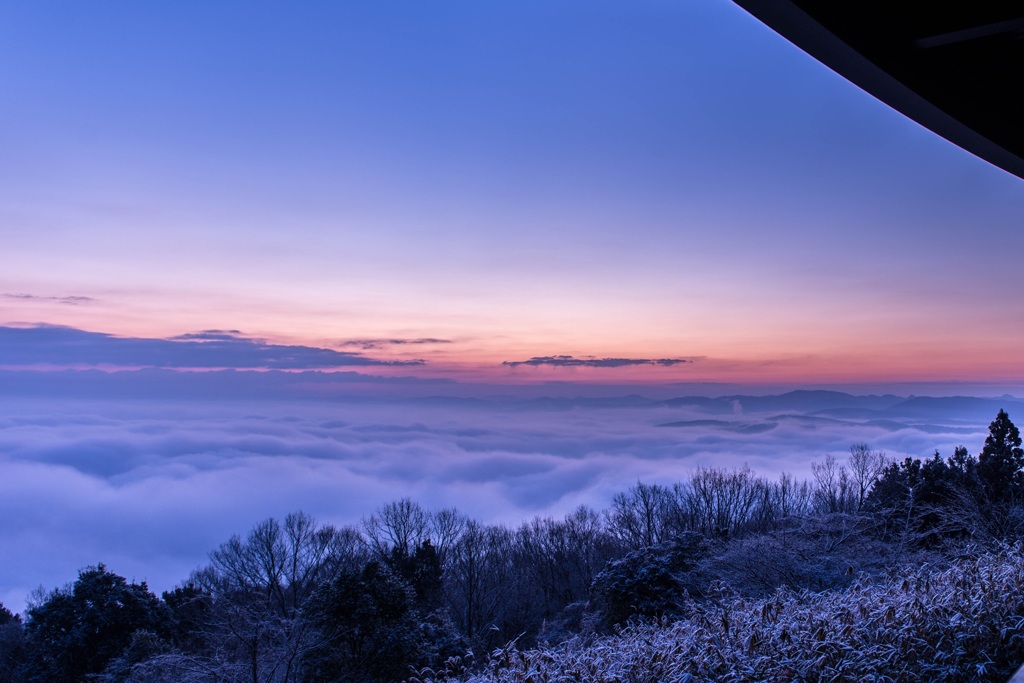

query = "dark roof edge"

[734,0,1024,180]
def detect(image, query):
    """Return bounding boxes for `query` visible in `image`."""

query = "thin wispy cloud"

[170,330,246,342]
[4,293,97,305]
[337,338,454,350]
[503,355,691,368]
[0,325,424,370]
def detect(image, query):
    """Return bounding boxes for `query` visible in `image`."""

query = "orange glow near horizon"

[5,289,1024,388]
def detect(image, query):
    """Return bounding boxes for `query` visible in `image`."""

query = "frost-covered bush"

[450,544,1024,683]
[589,532,708,627]
[708,513,914,598]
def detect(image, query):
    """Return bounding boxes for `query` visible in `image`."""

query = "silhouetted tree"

[848,443,888,512]
[977,409,1024,502]
[946,445,979,488]
[20,565,171,683]
[161,584,213,655]
[445,521,516,650]
[507,507,618,643]
[396,540,445,611]
[305,561,424,683]
[167,512,365,683]
[0,603,24,683]
[606,482,675,549]
[812,454,856,514]
[364,498,430,561]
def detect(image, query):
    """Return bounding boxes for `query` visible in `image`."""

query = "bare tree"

[445,521,517,649]
[430,507,468,571]
[771,472,813,519]
[682,466,767,537]
[812,454,855,514]
[513,506,613,623]
[561,505,616,596]
[178,512,363,683]
[363,498,430,560]
[606,482,675,549]
[848,443,888,512]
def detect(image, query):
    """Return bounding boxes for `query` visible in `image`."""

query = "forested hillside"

[1,410,1023,682]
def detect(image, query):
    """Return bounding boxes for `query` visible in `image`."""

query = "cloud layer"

[0,325,421,370]
[0,390,1003,612]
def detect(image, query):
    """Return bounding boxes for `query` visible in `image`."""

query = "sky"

[2,0,1023,388]
[2,0,1024,610]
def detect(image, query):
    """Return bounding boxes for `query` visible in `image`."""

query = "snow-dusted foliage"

[445,545,1024,683]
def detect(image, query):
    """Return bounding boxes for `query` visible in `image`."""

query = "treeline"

[0,410,1022,682]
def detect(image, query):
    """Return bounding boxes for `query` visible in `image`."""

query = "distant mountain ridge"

[0,370,1020,425]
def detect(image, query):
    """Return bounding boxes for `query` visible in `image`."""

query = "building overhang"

[734,1,1024,180]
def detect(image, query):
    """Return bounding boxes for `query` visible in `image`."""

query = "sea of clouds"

[0,390,1002,612]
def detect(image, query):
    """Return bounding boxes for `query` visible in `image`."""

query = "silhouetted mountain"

[886,396,1024,422]
[720,390,905,414]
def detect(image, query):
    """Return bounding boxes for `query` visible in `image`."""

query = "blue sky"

[3,0,1023,388]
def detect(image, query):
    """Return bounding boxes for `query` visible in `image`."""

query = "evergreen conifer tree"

[977,409,1024,502]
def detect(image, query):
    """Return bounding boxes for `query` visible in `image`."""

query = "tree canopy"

[21,565,170,683]
[978,408,1024,501]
